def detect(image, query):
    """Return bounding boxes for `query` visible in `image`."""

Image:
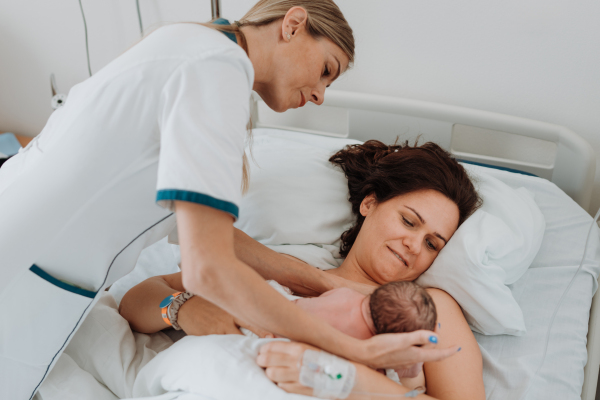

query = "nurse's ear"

[281,6,308,42]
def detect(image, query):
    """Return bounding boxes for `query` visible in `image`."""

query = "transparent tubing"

[351,388,426,398]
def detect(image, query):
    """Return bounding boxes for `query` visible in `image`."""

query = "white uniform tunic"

[0,23,253,399]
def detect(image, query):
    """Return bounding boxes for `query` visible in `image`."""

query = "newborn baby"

[290,280,437,341]
[289,280,436,390]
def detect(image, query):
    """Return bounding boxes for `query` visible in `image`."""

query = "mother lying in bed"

[121,140,483,400]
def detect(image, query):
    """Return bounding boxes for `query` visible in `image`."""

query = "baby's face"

[294,287,376,340]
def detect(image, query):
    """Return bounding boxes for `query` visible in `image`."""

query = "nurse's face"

[253,9,350,112]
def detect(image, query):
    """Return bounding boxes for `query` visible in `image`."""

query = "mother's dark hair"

[330,140,481,257]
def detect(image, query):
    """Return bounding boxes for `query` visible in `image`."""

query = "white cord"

[77,0,92,77]
[352,388,426,398]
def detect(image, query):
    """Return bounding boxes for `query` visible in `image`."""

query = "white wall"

[1,0,599,213]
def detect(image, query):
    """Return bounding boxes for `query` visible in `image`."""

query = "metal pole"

[211,0,221,19]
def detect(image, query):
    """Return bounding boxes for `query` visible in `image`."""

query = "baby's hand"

[394,363,423,378]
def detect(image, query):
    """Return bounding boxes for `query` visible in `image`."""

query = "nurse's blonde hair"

[204,0,354,64]
[200,0,355,192]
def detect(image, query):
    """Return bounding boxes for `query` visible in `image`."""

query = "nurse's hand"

[177,295,274,338]
[325,273,376,297]
[357,330,459,371]
[177,296,242,336]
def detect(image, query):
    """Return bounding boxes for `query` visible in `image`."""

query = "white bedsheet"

[466,166,600,400]
[36,293,309,400]
[40,163,600,400]
[264,167,600,400]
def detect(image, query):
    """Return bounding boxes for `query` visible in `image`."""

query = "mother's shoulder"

[425,288,464,320]
[425,287,455,303]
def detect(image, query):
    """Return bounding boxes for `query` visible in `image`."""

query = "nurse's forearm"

[233,228,334,296]
[234,229,376,297]
[176,202,360,361]
[184,249,358,355]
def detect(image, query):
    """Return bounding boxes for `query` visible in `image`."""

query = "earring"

[285,32,291,40]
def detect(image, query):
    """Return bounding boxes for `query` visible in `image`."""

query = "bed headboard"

[251,90,596,212]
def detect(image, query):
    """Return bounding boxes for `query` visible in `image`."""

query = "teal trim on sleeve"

[157,189,239,219]
[30,265,97,299]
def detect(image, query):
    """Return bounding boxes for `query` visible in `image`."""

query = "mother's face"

[351,189,460,284]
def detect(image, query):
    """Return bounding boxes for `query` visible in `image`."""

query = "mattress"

[463,164,600,400]
[109,130,600,400]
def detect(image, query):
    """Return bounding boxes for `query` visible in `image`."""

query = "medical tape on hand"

[299,350,356,399]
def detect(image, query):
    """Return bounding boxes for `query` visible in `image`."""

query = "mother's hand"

[257,341,437,398]
[256,341,317,396]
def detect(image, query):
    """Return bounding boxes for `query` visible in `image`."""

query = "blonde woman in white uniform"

[0,1,458,398]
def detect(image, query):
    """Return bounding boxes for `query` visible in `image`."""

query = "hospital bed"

[249,89,599,400]
[43,89,599,400]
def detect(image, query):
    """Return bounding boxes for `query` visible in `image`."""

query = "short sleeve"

[156,51,253,220]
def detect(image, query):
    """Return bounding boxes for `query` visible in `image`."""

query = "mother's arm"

[424,288,485,400]
[120,272,253,336]
[258,341,439,400]
[119,229,373,335]
[258,289,485,400]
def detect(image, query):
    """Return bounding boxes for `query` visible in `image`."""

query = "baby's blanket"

[36,293,309,400]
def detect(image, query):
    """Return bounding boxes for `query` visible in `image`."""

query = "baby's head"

[293,281,437,341]
[369,281,437,334]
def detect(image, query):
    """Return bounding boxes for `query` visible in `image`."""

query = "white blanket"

[36,293,310,400]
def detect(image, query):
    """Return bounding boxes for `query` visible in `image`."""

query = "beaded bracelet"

[168,291,194,330]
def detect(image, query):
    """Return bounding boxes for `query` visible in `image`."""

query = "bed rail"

[251,89,599,400]
[251,90,596,212]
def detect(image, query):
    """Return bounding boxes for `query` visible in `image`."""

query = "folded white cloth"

[37,292,309,400]
[37,293,173,400]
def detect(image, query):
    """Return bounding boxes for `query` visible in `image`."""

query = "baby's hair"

[369,281,437,334]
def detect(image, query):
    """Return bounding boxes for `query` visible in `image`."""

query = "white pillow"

[416,166,546,335]
[235,128,545,336]
[234,130,360,246]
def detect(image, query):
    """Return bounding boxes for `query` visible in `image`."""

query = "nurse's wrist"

[312,267,337,293]
[334,335,368,366]
[325,273,376,297]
